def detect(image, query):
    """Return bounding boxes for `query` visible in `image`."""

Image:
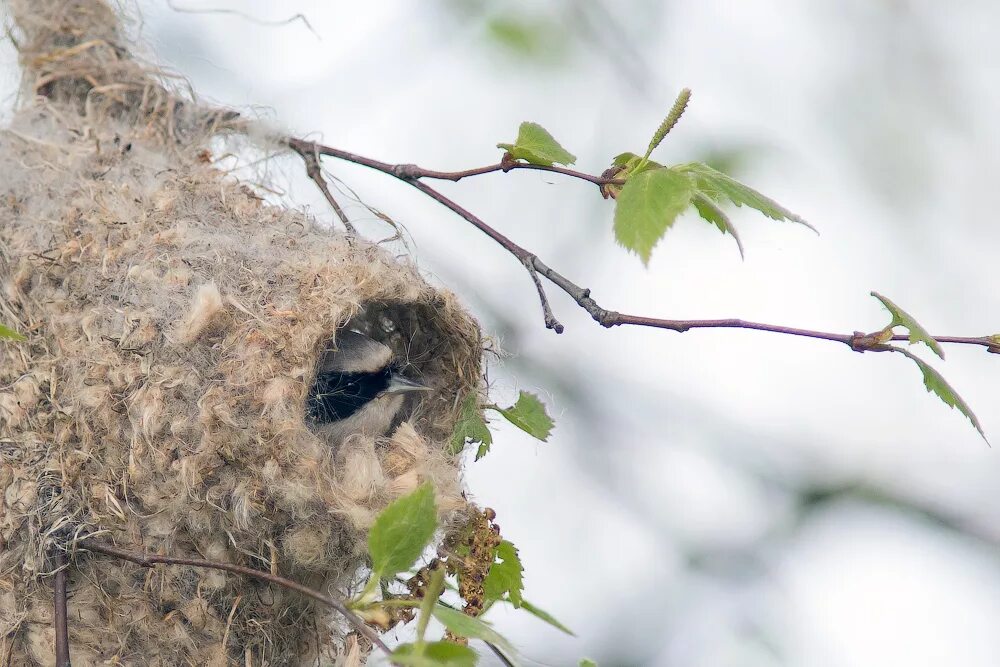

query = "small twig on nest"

[53,552,71,667]
[77,539,391,656]
[288,141,356,234]
[285,137,1000,353]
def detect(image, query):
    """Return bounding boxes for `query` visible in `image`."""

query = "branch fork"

[287,137,997,357]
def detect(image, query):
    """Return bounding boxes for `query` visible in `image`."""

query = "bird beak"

[386,374,432,395]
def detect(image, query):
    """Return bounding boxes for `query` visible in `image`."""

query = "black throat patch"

[306,367,393,423]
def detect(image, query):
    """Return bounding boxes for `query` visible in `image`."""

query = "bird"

[306,330,431,443]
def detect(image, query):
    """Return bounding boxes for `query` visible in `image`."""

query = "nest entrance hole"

[342,301,453,389]
[325,300,470,442]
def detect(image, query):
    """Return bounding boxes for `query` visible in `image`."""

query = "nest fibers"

[0,1,483,664]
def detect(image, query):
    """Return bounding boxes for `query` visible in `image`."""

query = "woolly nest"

[0,2,484,665]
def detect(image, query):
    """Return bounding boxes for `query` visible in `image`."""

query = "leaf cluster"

[868,293,986,442]
[450,391,553,461]
[493,92,988,443]
[496,91,813,266]
[356,486,574,666]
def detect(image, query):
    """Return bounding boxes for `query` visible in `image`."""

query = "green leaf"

[480,15,569,63]
[612,151,640,167]
[433,605,516,659]
[613,167,694,264]
[496,391,554,442]
[518,599,575,636]
[893,347,987,443]
[676,162,815,232]
[610,152,663,175]
[0,324,25,341]
[604,153,663,200]
[871,292,944,360]
[391,642,478,667]
[644,88,691,159]
[692,193,744,259]
[484,540,524,607]
[368,482,437,579]
[417,566,446,643]
[450,394,492,459]
[497,122,576,166]
[579,660,598,667]
[485,17,547,57]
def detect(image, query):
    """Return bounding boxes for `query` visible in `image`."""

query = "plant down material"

[0,2,483,664]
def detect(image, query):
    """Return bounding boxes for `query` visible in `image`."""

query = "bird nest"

[0,1,484,664]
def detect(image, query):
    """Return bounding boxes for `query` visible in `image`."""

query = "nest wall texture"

[0,2,483,664]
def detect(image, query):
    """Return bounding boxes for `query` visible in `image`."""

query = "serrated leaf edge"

[367,483,438,578]
[871,292,945,360]
[494,391,554,442]
[677,162,817,233]
[892,347,987,444]
[613,167,694,265]
[691,192,745,259]
[497,121,576,166]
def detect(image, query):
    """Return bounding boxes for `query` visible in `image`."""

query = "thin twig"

[53,553,71,667]
[286,138,1000,353]
[166,1,319,38]
[221,594,242,658]
[522,257,563,333]
[288,141,356,234]
[405,179,565,332]
[286,139,623,186]
[77,539,391,656]
[400,159,623,186]
[601,315,1000,351]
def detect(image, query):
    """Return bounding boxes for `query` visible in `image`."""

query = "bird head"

[306,330,431,441]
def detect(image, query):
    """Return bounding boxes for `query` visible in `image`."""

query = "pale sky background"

[11,1,999,665]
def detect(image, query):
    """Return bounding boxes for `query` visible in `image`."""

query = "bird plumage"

[317,330,394,375]
[307,330,430,443]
